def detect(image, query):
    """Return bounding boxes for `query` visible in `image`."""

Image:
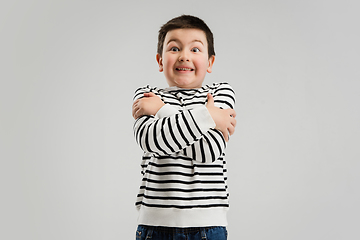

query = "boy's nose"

[178,52,190,62]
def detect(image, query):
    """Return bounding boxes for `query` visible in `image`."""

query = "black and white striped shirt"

[133,82,235,227]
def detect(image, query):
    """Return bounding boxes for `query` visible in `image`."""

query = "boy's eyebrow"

[166,39,204,46]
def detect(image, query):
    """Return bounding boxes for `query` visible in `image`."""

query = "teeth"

[177,68,192,71]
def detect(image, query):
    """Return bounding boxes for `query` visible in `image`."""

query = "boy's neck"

[167,85,202,90]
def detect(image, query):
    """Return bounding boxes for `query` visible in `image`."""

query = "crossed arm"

[132,92,236,142]
[132,86,236,162]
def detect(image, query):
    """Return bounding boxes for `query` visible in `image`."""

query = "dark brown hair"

[157,15,215,58]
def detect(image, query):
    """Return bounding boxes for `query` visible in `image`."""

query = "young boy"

[132,15,236,240]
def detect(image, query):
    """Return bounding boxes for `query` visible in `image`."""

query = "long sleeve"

[133,105,216,158]
[167,83,235,162]
[133,83,235,163]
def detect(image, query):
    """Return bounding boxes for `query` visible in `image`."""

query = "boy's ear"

[207,55,215,73]
[156,53,163,72]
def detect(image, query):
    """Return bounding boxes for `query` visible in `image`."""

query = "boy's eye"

[170,47,179,52]
[192,47,200,52]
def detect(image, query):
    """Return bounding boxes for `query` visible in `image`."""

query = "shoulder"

[205,82,236,109]
[133,85,165,101]
[202,82,235,94]
[213,82,235,93]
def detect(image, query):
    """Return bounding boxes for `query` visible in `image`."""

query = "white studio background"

[1,0,359,239]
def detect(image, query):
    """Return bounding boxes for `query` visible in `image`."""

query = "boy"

[132,15,236,240]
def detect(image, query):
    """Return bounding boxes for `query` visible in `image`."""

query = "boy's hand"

[132,92,165,119]
[206,93,236,142]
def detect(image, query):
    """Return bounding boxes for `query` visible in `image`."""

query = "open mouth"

[176,67,194,71]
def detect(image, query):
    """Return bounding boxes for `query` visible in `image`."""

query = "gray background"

[1,0,359,239]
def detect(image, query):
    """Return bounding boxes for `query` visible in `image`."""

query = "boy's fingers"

[228,109,236,118]
[206,93,214,106]
[225,132,229,142]
[132,101,139,117]
[144,92,156,97]
[221,127,229,142]
[228,124,235,136]
[134,108,142,119]
[231,117,237,127]
[132,99,138,107]
[132,106,138,119]
[132,100,139,111]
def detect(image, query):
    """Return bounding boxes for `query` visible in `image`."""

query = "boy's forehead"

[164,28,207,45]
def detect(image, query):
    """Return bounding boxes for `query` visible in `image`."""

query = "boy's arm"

[180,83,236,162]
[133,83,236,137]
[133,86,216,159]
[132,83,236,163]
[133,105,215,158]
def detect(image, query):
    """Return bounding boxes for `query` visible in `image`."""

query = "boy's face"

[156,28,215,89]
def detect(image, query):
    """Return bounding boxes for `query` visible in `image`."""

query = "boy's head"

[157,15,215,59]
[156,15,216,89]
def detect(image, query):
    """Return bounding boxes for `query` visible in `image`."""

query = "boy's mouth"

[175,67,194,71]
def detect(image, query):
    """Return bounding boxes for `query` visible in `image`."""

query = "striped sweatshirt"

[133,82,235,227]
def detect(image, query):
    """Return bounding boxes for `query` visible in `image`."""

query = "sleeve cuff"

[190,105,216,133]
[155,103,179,118]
